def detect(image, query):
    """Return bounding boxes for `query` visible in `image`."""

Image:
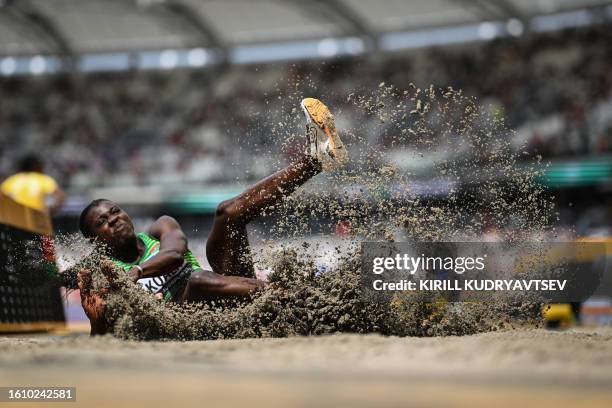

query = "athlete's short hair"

[79,199,112,238]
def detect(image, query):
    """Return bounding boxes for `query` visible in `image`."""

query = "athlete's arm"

[127,216,188,281]
[77,268,109,335]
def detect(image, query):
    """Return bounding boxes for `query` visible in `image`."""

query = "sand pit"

[1,328,611,407]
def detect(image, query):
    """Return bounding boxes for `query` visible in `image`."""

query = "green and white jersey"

[111,232,201,300]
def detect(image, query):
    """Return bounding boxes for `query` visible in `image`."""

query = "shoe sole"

[300,98,348,169]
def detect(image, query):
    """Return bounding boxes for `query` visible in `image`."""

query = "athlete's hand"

[127,266,143,283]
[99,259,122,289]
[76,268,109,335]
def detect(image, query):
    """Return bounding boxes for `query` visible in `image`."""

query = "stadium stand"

[0,23,611,192]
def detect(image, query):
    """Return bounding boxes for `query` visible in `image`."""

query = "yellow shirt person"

[1,155,65,213]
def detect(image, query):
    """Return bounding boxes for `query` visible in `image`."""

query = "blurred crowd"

[0,23,611,190]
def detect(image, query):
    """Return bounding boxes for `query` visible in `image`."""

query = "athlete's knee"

[215,198,244,223]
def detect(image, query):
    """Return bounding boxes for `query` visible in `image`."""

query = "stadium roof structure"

[0,0,611,74]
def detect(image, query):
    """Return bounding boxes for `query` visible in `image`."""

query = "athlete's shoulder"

[151,215,181,230]
[155,215,180,224]
[147,215,184,239]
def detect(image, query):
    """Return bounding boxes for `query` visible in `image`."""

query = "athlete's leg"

[180,269,265,303]
[206,155,321,278]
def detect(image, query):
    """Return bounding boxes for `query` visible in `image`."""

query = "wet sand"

[1,328,611,407]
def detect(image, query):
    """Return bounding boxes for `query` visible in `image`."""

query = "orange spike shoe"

[301,98,349,171]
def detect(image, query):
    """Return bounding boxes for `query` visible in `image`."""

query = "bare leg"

[206,155,321,278]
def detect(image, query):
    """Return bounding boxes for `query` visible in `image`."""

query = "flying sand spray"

[51,81,555,340]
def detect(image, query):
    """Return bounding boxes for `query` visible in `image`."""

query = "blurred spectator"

[1,154,65,214]
[0,23,611,191]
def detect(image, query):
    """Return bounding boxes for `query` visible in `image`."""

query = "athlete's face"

[86,201,136,248]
